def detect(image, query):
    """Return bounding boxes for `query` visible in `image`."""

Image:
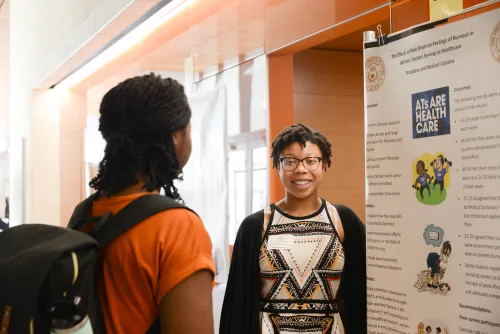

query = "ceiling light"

[55,0,193,91]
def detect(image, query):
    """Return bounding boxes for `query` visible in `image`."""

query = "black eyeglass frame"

[279,156,323,171]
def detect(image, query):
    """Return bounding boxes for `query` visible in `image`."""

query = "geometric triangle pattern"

[259,202,345,333]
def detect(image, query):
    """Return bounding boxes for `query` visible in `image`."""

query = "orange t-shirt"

[86,193,215,333]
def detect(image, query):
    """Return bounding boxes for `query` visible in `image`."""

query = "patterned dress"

[259,200,345,334]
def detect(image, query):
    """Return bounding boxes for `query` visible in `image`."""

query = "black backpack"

[0,194,193,334]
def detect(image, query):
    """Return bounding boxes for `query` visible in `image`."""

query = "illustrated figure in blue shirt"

[426,241,452,290]
[413,160,433,200]
[430,155,452,195]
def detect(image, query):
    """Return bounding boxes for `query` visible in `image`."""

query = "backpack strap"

[89,194,194,249]
[68,194,194,334]
[67,196,96,231]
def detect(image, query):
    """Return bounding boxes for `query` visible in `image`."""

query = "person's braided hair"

[90,73,191,200]
[270,124,332,170]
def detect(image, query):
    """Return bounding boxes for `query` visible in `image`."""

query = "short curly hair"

[89,73,191,200]
[270,124,332,170]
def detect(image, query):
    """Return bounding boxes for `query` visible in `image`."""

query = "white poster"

[364,7,500,334]
[175,88,229,284]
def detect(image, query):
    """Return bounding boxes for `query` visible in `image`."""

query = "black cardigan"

[219,204,367,334]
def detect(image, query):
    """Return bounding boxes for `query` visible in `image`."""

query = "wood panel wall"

[293,49,366,220]
[268,55,295,203]
[391,0,491,32]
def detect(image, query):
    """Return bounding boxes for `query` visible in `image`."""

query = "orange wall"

[266,0,388,51]
[391,0,429,32]
[391,0,491,32]
[293,49,366,219]
[268,55,295,203]
[463,0,489,7]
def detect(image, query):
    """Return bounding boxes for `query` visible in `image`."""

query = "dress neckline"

[270,199,326,220]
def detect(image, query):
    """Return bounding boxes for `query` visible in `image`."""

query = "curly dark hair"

[270,124,332,170]
[416,160,428,173]
[89,73,191,200]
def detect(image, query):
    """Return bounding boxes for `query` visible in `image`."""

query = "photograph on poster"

[412,87,451,139]
[416,319,448,334]
[412,152,452,205]
[414,224,452,294]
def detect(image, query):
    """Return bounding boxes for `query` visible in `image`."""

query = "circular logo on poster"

[365,56,386,92]
[491,21,500,62]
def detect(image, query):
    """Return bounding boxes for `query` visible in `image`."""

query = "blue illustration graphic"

[423,224,444,247]
[415,225,451,294]
[412,87,451,139]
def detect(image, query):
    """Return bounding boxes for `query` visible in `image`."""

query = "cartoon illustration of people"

[415,226,452,294]
[413,160,433,200]
[416,322,448,334]
[426,241,452,291]
[430,155,452,195]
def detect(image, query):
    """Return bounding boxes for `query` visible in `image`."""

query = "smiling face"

[279,141,325,200]
[417,162,424,175]
[436,156,443,170]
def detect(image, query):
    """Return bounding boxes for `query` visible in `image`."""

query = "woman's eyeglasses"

[279,157,322,171]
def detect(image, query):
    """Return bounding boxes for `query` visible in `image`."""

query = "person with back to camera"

[77,74,215,334]
[220,124,367,333]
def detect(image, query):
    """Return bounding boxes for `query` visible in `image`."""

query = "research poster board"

[364,6,500,334]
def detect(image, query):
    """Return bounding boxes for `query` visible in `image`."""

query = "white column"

[28,90,62,225]
[59,90,87,226]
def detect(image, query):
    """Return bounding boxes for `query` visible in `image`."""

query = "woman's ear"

[172,130,182,146]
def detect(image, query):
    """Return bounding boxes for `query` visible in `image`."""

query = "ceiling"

[313,19,391,52]
[73,0,392,89]
[139,0,266,74]
[74,0,269,89]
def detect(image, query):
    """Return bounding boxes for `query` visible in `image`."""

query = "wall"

[0,152,7,218]
[266,0,387,51]
[293,49,366,219]
[194,56,268,136]
[391,0,491,32]
[9,0,136,226]
[0,1,9,137]
[0,1,9,219]
[59,90,87,226]
[268,55,295,203]
[29,90,62,225]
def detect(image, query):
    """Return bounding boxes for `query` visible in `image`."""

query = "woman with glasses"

[220,124,366,334]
